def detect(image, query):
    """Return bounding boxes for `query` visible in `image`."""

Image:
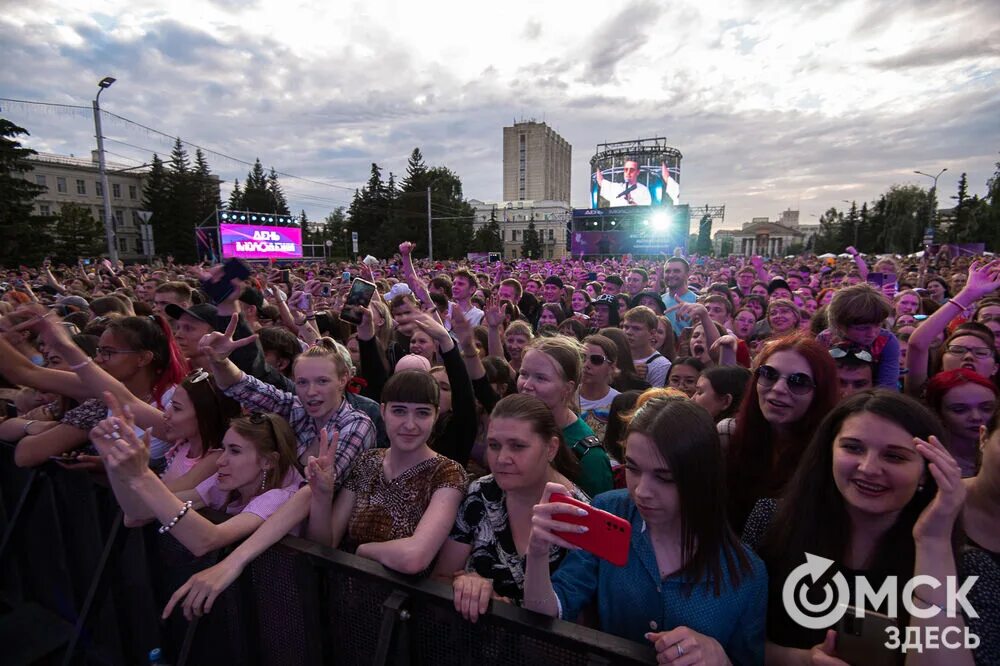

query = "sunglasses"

[829,348,873,363]
[756,364,816,395]
[586,354,609,366]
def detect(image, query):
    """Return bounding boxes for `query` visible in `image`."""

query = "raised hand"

[960,259,1000,301]
[526,482,586,557]
[912,435,966,544]
[484,295,504,329]
[399,241,414,257]
[450,303,474,345]
[666,301,708,324]
[198,314,258,363]
[304,428,339,498]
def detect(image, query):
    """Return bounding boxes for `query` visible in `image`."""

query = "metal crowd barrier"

[0,442,655,665]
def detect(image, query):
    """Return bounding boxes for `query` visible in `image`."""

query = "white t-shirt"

[580,387,621,443]
[633,352,671,388]
[446,302,485,328]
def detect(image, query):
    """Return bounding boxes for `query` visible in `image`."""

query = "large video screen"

[591,152,681,208]
[220,224,303,260]
[570,206,689,256]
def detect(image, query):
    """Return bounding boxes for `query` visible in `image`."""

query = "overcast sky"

[2,0,998,233]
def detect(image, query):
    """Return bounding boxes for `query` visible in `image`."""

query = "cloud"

[522,19,542,40]
[581,0,664,84]
[870,34,1000,69]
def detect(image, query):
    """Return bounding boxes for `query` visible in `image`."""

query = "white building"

[469,199,571,260]
[727,209,818,256]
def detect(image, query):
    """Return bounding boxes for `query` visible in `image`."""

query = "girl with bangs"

[161,370,468,621]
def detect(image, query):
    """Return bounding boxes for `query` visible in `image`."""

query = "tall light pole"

[914,168,947,233]
[93,76,118,263]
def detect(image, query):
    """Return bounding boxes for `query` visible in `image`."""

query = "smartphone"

[320,283,332,297]
[281,269,292,285]
[835,605,898,666]
[866,272,886,288]
[549,493,631,566]
[203,258,252,304]
[587,272,598,281]
[83,258,92,266]
[341,271,352,282]
[339,278,377,325]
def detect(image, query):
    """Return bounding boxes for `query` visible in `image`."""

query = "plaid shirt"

[224,373,375,489]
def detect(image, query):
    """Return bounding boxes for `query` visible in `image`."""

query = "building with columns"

[724,209,819,256]
[469,199,571,260]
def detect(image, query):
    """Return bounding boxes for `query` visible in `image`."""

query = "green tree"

[470,208,502,252]
[240,159,272,213]
[522,220,542,259]
[947,172,972,243]
[347,163,392,257]
[162,138,199,262]
[0,118,52,266]
[696,214,713,255]
[52,202,105,263]
[719,236,734,257]
[141,153,171,259]
[267,168,289,215]
[227,179,243,210]
[812,207,843,255]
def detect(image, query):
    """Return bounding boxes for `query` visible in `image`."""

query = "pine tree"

[0,118,52,266]
[267,168,289,215]
[141,153,170,259]
[227,179,243,210]
[949,172,971,242]
[348,163,391,257]
[522,220,542,259]
[696,214,713,255]
[53,203,105,263]
[163,138,198,262]
[241,159,272,213]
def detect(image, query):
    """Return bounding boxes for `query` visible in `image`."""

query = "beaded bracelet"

[158,501,194,534]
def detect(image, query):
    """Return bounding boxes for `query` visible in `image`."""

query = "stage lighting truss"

[217,210,298,226]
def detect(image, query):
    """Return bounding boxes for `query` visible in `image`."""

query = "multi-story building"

[469,199,571,260]
[24,151,149,260]
[726,209,819,256]
[502,121,571,203]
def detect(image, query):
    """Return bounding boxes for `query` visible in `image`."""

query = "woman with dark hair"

[694,366,752,451]
[602,390,642,465]
[163,370,469,620]
[536,303,566,332]
[434,394,584,622]
[599,327,651,393]
[666,356,706,397]
[744,390,997,665]
[524,396,767,664]
[926,276,951,306]
[925,369,998,477]
[726,333,840,530]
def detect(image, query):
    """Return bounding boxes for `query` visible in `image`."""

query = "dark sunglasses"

[586,354,609,366]
[756,364,815,395]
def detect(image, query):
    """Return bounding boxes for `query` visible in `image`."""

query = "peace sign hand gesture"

[198,313,258,364]
[305,428,339,499]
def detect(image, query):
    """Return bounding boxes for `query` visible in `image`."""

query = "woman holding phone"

[523,396,767,665]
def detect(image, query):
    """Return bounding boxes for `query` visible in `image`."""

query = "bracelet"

[69,358,92,371]
[949,299,971,311]
[158,500,194,534]
[23,420,37,436]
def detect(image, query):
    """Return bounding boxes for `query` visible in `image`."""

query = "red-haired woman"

[726,332,839,530]
[926,369,998,478]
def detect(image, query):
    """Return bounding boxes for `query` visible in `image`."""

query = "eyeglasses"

[977,314,1000,323]
[586,354,609,366]
[756,364,816,394]
[248,411,279,440]
[829,348,873,363]
[95,346,141,361]
[945,345,994,360]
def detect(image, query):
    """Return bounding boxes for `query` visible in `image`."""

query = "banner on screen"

[220,224,303,259]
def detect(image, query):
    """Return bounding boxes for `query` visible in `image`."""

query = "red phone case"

[549,493,631,566]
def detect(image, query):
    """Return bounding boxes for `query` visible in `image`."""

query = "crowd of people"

[1,243,998,665]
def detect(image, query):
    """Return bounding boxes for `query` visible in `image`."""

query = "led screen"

[220,224,303,259]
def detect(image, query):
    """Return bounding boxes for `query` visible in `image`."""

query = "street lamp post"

[93,76,118,264]
[914,168,947,233]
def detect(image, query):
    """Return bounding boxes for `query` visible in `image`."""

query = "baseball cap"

[239,286,264,310]
[768,278,792,295]
[592,294,617,308]
[543,276,564,289]
[164,302,218,325]
[54,295,90,310]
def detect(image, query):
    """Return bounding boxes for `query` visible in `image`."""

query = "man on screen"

[595,159,651,207]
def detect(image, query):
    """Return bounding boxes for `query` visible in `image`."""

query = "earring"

[917,483,925,492]
[260,470,268,492]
